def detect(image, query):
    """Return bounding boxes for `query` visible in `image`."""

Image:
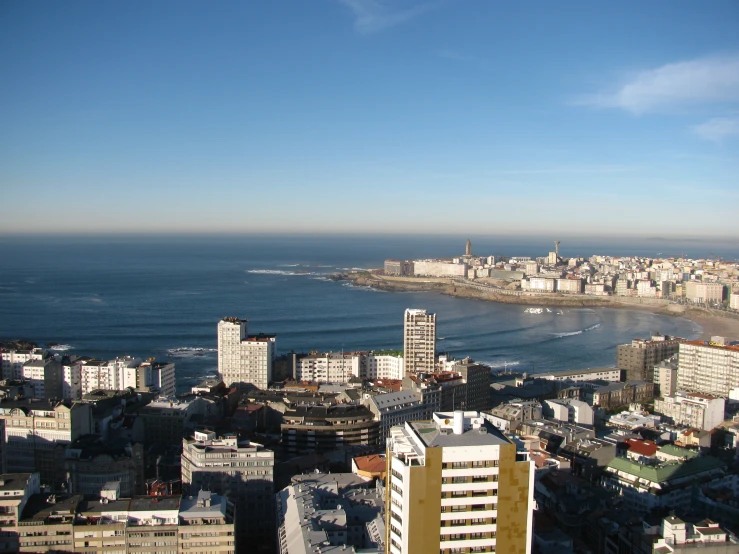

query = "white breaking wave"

[246,269,304,276]
[341,282,385,292]
[553,323,601,338]
[482,360,521,369]
[246,269,332,277]
[49,344,73,351]
[167,347,217,358]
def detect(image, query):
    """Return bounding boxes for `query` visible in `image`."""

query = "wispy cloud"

[338,0,438,34]
[692,116,739,143]
[574,54,739,114]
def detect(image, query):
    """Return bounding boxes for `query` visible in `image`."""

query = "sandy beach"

[340,271,739,342]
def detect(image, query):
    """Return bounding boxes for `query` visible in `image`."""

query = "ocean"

[1,234,733,392]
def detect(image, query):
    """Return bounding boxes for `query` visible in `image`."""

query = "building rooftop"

[353,454,386,475]
[410,414,510,449]
[624,439,658,457]
[369,390,420,411]
[606,455,725,485]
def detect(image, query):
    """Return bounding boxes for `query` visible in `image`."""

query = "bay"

[0,234,725,392]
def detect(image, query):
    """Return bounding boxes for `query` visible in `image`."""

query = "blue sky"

[1,1,738,236]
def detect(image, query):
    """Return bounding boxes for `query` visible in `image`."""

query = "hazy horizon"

[2,1,738,236]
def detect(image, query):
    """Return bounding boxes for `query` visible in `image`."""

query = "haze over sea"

[2,234,737,393]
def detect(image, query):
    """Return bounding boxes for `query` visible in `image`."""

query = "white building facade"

[403,309,436,373]
[217,317,275,390]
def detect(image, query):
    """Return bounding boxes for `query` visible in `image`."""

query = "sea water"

[1,234,727,392]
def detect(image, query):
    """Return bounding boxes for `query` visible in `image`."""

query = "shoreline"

[337,271,739,341]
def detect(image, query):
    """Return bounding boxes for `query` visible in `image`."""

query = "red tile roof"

[625,439,658,457]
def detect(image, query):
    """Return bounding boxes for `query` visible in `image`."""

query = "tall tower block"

[403,309,436,373]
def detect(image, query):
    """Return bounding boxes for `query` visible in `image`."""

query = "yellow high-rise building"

[385,411,533,554]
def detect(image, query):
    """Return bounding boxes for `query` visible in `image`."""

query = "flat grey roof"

[410,420,510,448]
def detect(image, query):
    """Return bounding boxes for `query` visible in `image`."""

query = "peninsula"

[335,239,739,340]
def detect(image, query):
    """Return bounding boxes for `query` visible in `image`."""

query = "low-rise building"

[544,398,594,426]
[486,400,542,433]
[602,455,727,514]
[592,380,654,410]
[654,392,725,431]
[365,390,425,440]
[538,367,622,383]
[276,473,384,554]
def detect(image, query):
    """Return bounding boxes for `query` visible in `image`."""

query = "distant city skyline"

[1,1,738,236]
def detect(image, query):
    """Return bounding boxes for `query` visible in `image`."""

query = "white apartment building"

[403,309,436,373]
[685,281,725,304]
[654,392,725,431]
[731,292,739,310]
[636,280,657,297]
[1,348,45,380]
[556,278,583,294]
[526,277,556,292]
[413,260,468,278]
[295,352,359,383]
[386,411,534,554]
[677,340,739,397]
[364,352,405,380]
[78,356,175,396]
[218,317,275,390]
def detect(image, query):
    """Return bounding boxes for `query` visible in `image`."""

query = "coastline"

[337,271,739,341]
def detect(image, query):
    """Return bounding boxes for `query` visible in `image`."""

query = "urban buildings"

[78,356,175,398]
[591,380,654,410]
[615,335,684,381]
[181,430,274,548]
[281,405,379,457]
[386,411,534,554]
[601,454,727,513]
[0,347,45,380]
[217,317,275,390]
[0,476,236,553]
[0,400,93,488]
[654,392,725,431]
[403,309,436,373]
[276,473,384,554]
[677,338,739,397]
[685,281,725,304]
[365,389,426,439]
[21,358,62,400]
[654,356,679,397]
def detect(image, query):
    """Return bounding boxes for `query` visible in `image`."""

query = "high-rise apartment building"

[616,335,684,381]
[677,339,739,397]
[403,309,436,373]
[182,430,274,549]
[217,317,275,390]
[386,411,534,554]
